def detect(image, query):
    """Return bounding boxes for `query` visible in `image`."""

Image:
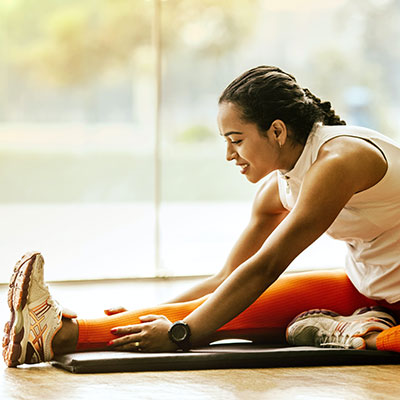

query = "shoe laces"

[318,331,355,349]
[316,318,364,349]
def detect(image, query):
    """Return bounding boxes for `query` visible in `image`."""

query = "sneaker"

[2,252,74,367]
[286,306,397,350]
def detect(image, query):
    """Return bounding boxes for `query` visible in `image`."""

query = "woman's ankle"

[52,318,79,355]
[364,331,379,350]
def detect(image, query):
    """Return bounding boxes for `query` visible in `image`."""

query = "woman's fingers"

[108,316,175,352]
[108,333,142,348]
[111,324,142,336]
[104,306,128,316]
[138,314,166,323]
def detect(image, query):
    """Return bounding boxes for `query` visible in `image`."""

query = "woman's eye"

[231,140,242,144]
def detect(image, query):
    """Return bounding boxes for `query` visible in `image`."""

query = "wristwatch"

[168,320,191,351]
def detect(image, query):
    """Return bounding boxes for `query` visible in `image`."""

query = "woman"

[3,66,400,367]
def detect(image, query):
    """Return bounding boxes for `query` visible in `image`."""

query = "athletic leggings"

[76,270,400,352]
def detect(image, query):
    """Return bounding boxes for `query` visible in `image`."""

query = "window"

[1,0,399,282]
[0,0,156,281]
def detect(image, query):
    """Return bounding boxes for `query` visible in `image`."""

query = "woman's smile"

[237,162,249,174]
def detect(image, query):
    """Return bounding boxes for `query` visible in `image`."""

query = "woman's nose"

[226,143,237,161]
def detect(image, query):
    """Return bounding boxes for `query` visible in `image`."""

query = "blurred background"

[1,0,399,282]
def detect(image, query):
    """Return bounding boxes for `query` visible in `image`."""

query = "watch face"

[171,324,188,341]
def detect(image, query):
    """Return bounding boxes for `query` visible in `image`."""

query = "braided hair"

[219,66,346,145]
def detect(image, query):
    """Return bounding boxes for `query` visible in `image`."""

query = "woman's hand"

[108,315,178,352]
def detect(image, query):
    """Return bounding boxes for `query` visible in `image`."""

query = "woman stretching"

[3,66,400,367]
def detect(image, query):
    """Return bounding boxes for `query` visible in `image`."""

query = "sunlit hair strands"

[219,66,346,145]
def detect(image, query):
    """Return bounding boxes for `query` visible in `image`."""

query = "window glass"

[2,0,400,281]
[0,0,156,281]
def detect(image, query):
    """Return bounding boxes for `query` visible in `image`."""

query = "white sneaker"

[3,252,75,367]
[286,307,397,350]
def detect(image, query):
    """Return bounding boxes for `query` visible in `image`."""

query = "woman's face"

[217,102,284,183]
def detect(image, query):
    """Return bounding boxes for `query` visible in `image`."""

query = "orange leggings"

[76,270,400,352]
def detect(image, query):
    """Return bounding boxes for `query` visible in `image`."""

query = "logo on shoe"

[28,299,52,362]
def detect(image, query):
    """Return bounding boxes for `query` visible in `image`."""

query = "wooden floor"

[3,362,400,400]
[1,278,400,400]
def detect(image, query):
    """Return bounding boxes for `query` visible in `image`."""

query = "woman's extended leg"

[73,269,378,351]
[3,251,385,367]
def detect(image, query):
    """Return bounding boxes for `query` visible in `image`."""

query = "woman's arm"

[166,172,288,303]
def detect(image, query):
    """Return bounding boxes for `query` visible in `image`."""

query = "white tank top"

[277,123,400,303]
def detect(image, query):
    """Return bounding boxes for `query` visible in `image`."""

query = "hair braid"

[219,66,346,145]
[303,88,346,126]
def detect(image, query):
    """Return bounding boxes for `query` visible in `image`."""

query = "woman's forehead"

[218,102,245,127]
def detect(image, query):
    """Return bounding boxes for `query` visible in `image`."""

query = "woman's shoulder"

[313,124,398,146]
[312,134,388,195]
[307,124,398,164]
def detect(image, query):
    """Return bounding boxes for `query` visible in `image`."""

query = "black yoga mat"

[52,343,400,373]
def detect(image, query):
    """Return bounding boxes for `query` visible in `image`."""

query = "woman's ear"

[270,120,288,147]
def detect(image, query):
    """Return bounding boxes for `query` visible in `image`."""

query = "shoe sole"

[2,252,42,367]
